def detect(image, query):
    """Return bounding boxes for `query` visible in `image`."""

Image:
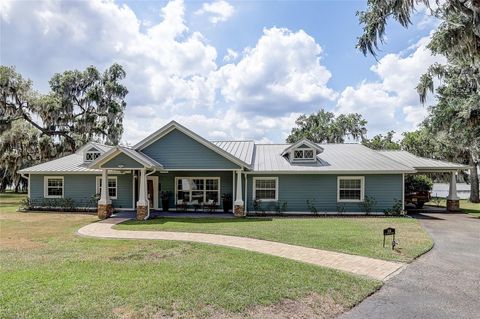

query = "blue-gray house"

[18,121,467,219]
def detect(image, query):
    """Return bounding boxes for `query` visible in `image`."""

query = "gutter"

[144,168,157,220]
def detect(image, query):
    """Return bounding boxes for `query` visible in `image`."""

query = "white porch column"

[446,171,460,212]
[136,169,148,220]
[98,169,111,205]
[137,169,147,206]
[234,170,244,217]
[97,169,112,219]
[447,171,459,200]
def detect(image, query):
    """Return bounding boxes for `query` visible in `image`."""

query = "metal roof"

[18,153,102,174]
[378,151,469,171]
[252,144,416,173]
[211,141,255,165]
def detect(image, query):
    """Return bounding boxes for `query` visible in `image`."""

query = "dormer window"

[293,149,315,160]
[85,151,101,162]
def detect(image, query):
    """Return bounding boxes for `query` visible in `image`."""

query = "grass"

[426,198,480,218]
[117,216,433,263]
[0,193,380,318]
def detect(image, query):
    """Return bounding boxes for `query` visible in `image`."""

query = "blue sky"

[1,0,441,144]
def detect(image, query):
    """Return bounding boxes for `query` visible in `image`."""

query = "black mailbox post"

[383,227,396,250]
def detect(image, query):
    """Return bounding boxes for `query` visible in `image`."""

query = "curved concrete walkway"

[78,217,405,281]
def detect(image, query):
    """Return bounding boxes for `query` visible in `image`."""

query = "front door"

[147,179,154,208]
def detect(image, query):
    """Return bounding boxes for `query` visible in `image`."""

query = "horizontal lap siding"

[29,173,133,209]
[142,129,240,169]
[246,174,402,213]
[101,153,144,169]
[157,171,233,208]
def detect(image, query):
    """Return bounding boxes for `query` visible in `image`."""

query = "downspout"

[20,173,29,198]
[144,168,157,220]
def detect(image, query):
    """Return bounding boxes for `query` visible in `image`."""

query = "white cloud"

[195,0,234,24]
[223,48,239,62]
[336,35,445,137]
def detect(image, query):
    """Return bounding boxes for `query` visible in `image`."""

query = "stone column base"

[136,205,148,220]
[234,204,245,217]
[98,204,113,220]
[446,199,460,212]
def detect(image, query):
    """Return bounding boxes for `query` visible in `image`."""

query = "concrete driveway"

[341,212,480,319]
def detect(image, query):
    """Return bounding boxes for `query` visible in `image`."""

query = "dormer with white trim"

[281,139,323,163]
[76,142,113,163]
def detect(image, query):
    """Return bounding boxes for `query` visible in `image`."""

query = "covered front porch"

[88,145,248,220]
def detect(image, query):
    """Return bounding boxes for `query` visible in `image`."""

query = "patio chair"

[176,199,187,212]
[203,199,217,213]
[190,200,201,212]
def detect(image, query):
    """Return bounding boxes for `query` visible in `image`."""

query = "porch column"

[136,168,148,220]
[446,171,460,212]
[234,170,245,217]
[97,169,112,219]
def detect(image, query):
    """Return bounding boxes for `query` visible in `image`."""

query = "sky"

[0,0,443,144]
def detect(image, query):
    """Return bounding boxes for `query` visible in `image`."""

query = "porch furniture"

[190,200,201,212]
[203,199,217,212]
[176,199,187,211]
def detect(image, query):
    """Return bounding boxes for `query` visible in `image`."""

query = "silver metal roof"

[378,151,469,171]
[18,153,102,174]
[211,140,255,166]
[252,144,416,173]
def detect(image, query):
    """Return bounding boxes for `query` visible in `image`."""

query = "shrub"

[360,195,377,215]
[405,175,433,193]
[336,203,345,214]
[384,199,406,216]
[274,201,288,214]
[253,199,265,215]
[306,199,318,215]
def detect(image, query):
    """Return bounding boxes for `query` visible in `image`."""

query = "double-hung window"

[253,177,278,201]
[44,176,64,198]
[176,177,220,203]
[337,176,364,202]
[96,176,117,199]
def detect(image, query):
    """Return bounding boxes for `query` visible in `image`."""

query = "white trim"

[337,176,365,203]
[291,148,316,163]
[132,172,136,209]
[43,176,64,198]
[147,175,159,209]
[402,173,405,210]
[281,138,323,157]
[95,176,118,199]
[133,121,250,168]
[246,170,416,174]
[164,169,240,171]
[89,146,163,170]
[244,173,248,213]
[174,176,221,206]
[252,177,279,202]
[84,150,101,162]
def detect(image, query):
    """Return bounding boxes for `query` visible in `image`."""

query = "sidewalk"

[78,218,405,281]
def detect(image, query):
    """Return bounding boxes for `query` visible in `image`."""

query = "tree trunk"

[469,156,480,203]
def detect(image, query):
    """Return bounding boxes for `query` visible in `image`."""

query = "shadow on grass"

[122,217,274,225]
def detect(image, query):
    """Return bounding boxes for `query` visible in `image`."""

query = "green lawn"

[426,199,480,218]
[117,216,433,263]
[0,193,380,318]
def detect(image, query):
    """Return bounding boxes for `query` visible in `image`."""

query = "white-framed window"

[253,177,278,201]
[175,177,220,203]
[293,149,315,161]
[337,176,364,202]
[96,176,117,199]
[85,151,101,162]
[44,176,64,198]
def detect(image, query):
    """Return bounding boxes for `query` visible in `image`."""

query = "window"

[44,176,64,198]
[253,177,278,201]
[293,149,315,161]
[85,151,101,162]
[96,176,117,199]
[337,176,364,202]
[175,177,220,203]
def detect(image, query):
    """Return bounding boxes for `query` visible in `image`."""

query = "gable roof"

[88,146,164,169]
[211,141,255,166]
[378,151,469,171]
[253,143,415,173]
[133,121,251,168]
[281,138,324,157]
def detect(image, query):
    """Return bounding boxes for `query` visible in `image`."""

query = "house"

[18,121,468,219]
